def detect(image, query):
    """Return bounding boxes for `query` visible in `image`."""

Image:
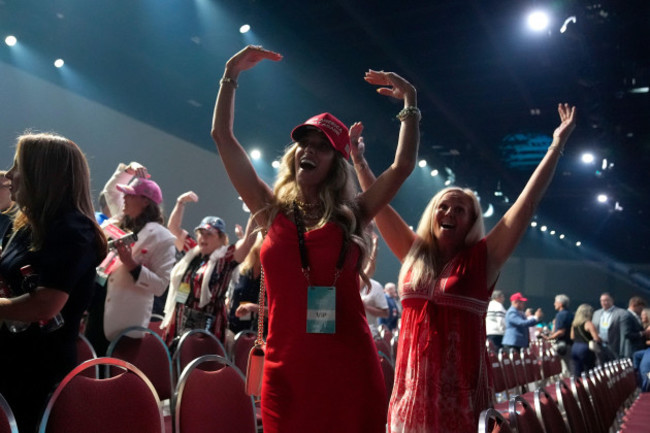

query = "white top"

[361,278,389,338]
[486,299,507,336]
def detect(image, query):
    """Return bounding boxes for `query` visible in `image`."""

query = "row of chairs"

[480,358,639,433]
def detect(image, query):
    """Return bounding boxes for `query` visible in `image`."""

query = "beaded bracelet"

[548,145,564,156]
[396,106,421,122]
[220,76,238,88]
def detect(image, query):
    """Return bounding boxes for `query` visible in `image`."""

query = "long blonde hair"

[11,132,107,257]
[258,142,370,287]
[398,187,484,292]
[239,232,263,276]
[572,304,594,328]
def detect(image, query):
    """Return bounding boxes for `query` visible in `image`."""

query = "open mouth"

[441,223,456,229]
[299,158,316,170]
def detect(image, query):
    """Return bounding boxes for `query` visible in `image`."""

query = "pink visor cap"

[116,178,163,204]
[291,112,350,159]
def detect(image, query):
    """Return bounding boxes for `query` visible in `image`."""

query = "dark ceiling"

[1,0,649,265]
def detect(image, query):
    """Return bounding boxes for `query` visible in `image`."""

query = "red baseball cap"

[116,178,163,205]
[291,112,350,159]
[510,292,528,302]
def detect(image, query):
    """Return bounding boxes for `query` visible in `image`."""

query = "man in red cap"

[502,292,543,352]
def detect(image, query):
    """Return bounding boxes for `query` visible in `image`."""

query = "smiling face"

[294,128,336,193]
[122,194,150,219]
[196,228,224,255]
[431,191,475,249]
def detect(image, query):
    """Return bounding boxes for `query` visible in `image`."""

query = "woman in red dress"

[211,45,419,432]
[353,104,577,432]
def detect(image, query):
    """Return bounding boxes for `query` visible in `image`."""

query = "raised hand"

[364,70,416,104]
[349,122,365,162]
[177,191,199,204]
[553,103,577,146]
[225,45,283,77]
[125,161,150,179]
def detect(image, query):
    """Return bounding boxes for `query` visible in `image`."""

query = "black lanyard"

[293,201,348,286]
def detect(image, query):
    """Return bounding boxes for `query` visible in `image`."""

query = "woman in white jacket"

[85,162,175,354]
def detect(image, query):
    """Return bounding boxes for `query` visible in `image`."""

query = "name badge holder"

[293,201,348,335]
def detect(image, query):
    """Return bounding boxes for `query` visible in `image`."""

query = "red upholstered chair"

[378,352,394,417]
[533,387,569,433]
[106,326,173,401]
[555,379,588,433]
[498,349,518,396]
[488,350,509,408]
[148,313,165,338]
[172,329,227,379]
[0,392,18,433]
[509,349,528,392]
[374,337,391,359]
[508,395,544,433]
[478,407,513,433]
[571,375,605,433]
[174,355,256,433]
[38,357,163,433]
[76,332,98,378]
[232,330,257,376]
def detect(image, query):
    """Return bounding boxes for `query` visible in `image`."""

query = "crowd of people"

[0,43,647,433]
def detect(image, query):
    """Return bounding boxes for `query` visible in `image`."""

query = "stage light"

[550,230,556,235]
[250,149,261,160]
[576,241,581,247]
[54,59,65,68]
[530,221,538,227]
[581,152,595,164]
[418,159,427,168]
[559,234,565,239]
[271,160,280,169]
[444,179,451,186]
[5,35,17,46]
[239,24,251,34]
[597,194,608,203]
[527,11,550,31]
[540,225,548,232]
[430,169,439,177]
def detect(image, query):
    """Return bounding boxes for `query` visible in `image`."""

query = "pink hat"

[510,292,528,302]
[116,178,163,204]
[291,112,350,159]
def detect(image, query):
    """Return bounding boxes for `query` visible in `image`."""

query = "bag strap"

[254,264,266,346]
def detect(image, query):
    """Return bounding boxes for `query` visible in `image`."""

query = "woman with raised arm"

[211,45,419,433]
[352,104,576,432]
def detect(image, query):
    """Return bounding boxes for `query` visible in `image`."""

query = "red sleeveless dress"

[260,213,386,433]
[389,239,494,433]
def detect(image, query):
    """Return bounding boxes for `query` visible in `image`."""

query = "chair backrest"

[508,395,544,433]
[478,408,513,433]
[390,334,399,362]
[374,337,391,359]
[499,349,518,392]
[76,332,99,378]
[509,349,528,390]
[107,326,173,401]
[534,387,570,433]
[38,357,163,433]
[147,313,165,338]
[175,355,256,433]
[572,375,605,433]
[521,347,542,387]
[488,351,509,401]
[556,379,588,433]
[232,330,257,376]
[378,352,394,417]
[172,329,227,378]
[0,392,18,433]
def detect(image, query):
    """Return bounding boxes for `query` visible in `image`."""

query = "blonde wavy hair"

[572,304,594,328]
[257,142,371,287]
[398,187,484,292]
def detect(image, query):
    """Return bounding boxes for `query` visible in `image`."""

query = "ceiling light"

[54,59,65,68]
[629,87,649,94]
[444,179,451,186]
[560,16,576,33]
[530,221,538,227]
[430,169,439,177]
[559,234,565,239]
[418,159,427,168]
[271,160,280,169]
[527,11,550,31]
[5,35,17,46]
[550,230,556,235]
[239,24,251,34]
[576,241,581,247]
[597,194,608,203]
[581,152,595,164]
[250,149,261,160]
[540,225,547,232]
[615,202,623,212]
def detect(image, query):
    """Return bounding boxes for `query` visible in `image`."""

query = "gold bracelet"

[548,145,564,156]
[220,76,238,88]
[396,106,421,122]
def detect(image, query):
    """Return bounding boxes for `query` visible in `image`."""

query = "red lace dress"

[260,213,386,433]
[389,239,494,433]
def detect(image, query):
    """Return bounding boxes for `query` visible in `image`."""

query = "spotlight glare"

[530,221,538,227]
[581,152,595,164]
[550,230,556,235]
[54,59,65,68]
[559,234,565,239]
[250,149,261,160]
[239,24,251,34]
[540,225,548,232]
[444,179,452,186]
[271,160,280,169]
[5,35,17,46]
[430,169,439,177]
[576,241,582,247]
[597,194,608,203]
[527,11,550,31]
[418,159,427,168]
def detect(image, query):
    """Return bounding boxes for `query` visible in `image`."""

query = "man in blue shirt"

[502,292,543,352]
[545,294,574,373]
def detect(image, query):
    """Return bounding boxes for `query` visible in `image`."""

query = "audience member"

[211,45,418,432]
[620,296,649,359]
[545,293,574,373]
[160,191,256,344]
[0,171,18,242]
[592,292,627,362]
[570,303,601,376]
[354,98,574,431]
[0,133,107,433]
[503,292,543,352]
[228,233,265,335]
[361,234,389,338]
[486,289,507,350]
[85,161,176,355]
[379,282,401,332]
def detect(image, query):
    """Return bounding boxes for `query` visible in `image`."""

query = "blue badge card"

[306,285,336,334]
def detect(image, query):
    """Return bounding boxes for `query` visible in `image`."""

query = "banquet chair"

[76,332,98,378]
[571,375,605,433]
[174,355,256,433]
[477,407,513,433]
[378,351,394,417]
[37,357,163,433]
[533,387,569,433]
[232,330,257,376]
[148,313,165,338]
[172,329,227,379]
[0,392,18,433]
[507,395,544,433]
[106,326,173,401]
[555,379,588,433]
